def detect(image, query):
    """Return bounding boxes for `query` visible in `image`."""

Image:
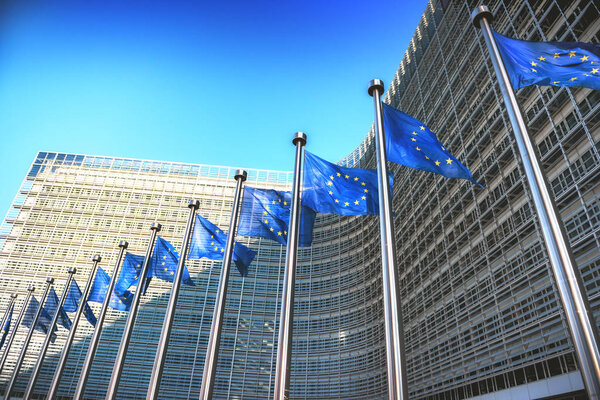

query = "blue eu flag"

[88,267,133,312]
[0,305,13,349]
[188,215,256,277]
[22,296,57,342]
[63,279,97,326]
[115,252,152,296]
[493,30,600,90]
[238,186,316,247]
[302,151,388,216]
[150,236,194,285]
[382,103,482,187]
[45,287,72,330]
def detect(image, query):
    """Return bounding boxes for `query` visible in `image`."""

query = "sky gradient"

[0,0,428,215]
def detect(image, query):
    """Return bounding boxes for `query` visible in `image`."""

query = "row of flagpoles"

[0,4,599,399]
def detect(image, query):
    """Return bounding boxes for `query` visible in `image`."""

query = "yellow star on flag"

[581,55,589,62]
[554,53,560,58]
[569,51,576,57]
[435,160,441,166]
[538,56,546,61]
[446,158,452,164]
[592,68,599,74]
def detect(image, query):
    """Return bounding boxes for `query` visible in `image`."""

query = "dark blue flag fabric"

[188,215,256,277]
[45,287,72,330]
[115,252,151,296]
[22,296,57,342]
[492,30,600,90]
[238,186,316,247]
[302,151,388,216]
[63,280,97,327]
[88,267,133,312]
[381,103,482,187]
[0,305,13,349]
[150,236,194,285]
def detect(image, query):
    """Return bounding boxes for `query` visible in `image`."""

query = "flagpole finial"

[68,267,77,274]
[471,5,493,28]
[92,255,102,263]
[368,79,384,97]
[10,293,17,299]
[292,132,306,146]
[151,222,162,232]
[188,199,200,209]
[27,285,35,292]
[118,240,129,249]
[234,170,248,182]
[46,277,54,284]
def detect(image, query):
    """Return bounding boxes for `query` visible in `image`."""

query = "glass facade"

[0,0,598,399]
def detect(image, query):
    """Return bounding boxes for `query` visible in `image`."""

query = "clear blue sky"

[0,0,427,215]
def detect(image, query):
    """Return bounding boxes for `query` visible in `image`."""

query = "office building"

[0,0,599,399]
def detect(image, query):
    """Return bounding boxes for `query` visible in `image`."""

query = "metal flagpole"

[472,6,600,399]
[273,132,306,400]
[4,278,53,399]
[47,255,102,399]
[106,223,161,400]
[147,199,200,400]
[73,242,128,400]
[24,268,76,399]
[199,172,247,400]
[0,286,34,374]
[368,79,409,400]
[0,293,18,337]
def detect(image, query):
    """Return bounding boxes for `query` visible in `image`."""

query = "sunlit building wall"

[0,0,599,399]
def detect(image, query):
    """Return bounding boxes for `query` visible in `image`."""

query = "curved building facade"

[0,0,599,399]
